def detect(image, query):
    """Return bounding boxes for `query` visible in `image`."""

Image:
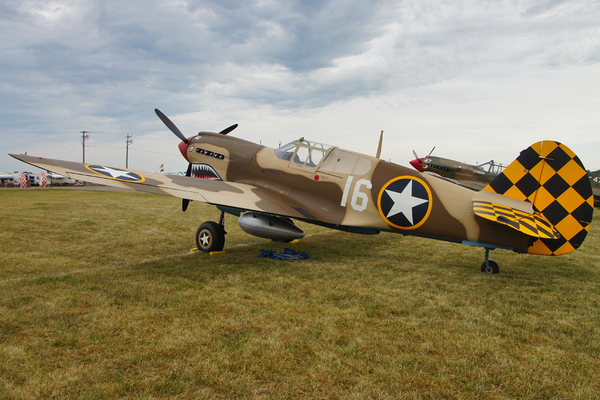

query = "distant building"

[0,172,56,187]
[0,173,18,187]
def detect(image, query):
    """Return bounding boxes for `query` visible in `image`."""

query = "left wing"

[9,154,322,221]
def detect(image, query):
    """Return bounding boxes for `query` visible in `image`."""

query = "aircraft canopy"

[275,139,372,175]
[275,139,334,167]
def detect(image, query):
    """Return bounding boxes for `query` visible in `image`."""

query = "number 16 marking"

[341,176,372,212]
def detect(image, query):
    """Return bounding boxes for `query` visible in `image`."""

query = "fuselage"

[182,132,533,253]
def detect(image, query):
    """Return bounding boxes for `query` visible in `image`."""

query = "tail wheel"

[196,221,225,252]
[481,260,499,274]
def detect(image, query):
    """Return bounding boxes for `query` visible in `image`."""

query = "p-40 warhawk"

[11,109,594,273]
[409,148,505,191]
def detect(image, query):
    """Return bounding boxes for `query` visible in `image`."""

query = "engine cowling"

[238,212,305,242]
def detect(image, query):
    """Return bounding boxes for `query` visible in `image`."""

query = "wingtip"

[9,153,24,161]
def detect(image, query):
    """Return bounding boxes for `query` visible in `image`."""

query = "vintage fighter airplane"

[589,170,600,208]
[10,109,595,273]
[409,149,506,191]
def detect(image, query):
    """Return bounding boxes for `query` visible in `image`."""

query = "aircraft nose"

[409,158,424,171]
[179,140,191,161]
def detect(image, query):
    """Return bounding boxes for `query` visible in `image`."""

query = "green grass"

[1,188,599,399]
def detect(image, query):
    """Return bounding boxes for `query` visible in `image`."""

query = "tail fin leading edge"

[483,141,593,255]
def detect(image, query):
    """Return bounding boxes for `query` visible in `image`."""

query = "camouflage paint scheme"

[10,115,594,268]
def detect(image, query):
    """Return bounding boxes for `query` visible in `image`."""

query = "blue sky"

[2,0,599,173]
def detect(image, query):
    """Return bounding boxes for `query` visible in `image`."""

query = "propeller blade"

[219,124,238,135]
[155,109,188,144]
[182,163,192,212]
[412,150,419,160]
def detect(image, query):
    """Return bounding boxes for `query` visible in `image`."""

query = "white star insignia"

[385,180,428,225]
[200,232,211,247]
[94,166,138,180]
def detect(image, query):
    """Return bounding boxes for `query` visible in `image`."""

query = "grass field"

[1,188,599,399]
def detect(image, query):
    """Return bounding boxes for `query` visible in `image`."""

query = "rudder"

[483,141,593,255]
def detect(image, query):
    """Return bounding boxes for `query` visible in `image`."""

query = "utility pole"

[81,131,90,163]
[125,134,133,169]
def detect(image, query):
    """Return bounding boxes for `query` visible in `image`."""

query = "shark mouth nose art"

[191,164,221,180]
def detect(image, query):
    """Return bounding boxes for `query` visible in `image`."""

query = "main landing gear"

[481,247,499,274]
[196,211,227,253]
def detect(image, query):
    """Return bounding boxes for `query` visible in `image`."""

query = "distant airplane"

[409,149,505,191]
[589,170,600,207]
[412,150,599,209]
[11,109,595,273]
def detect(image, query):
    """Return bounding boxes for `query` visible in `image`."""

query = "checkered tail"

[483,141,593,255]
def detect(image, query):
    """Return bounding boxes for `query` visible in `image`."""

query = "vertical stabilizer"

[483,141,593,255]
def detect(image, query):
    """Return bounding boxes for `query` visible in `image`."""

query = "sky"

[1,0,599,174]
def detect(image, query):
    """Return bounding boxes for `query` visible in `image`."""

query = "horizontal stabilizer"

[473,200,559,240]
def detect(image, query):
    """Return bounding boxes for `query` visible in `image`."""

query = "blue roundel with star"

[85,165,145,183]
[377,176,432,230]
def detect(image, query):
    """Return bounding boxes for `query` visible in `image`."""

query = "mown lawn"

[1,189,599,399]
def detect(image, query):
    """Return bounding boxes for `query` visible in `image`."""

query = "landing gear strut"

[196,211,226,253]
[480,248,499,274]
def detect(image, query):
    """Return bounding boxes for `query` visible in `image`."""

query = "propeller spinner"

[410,147,435,172]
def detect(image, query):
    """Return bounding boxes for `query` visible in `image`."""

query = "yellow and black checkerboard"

[483,141,593,255]
[473,201,559,240]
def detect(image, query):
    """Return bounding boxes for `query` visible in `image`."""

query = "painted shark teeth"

[191,164,221,180]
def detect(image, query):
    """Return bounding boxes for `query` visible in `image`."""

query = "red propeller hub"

[409,157,425,172]
[179,139,194,161]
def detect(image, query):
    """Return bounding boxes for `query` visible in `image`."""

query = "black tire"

[196,221,225,252]
[481,260,499,274]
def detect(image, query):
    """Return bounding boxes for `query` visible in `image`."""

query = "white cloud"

[1,0,600,173]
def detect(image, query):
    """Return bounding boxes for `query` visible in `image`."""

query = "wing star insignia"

[85,165,145,182]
